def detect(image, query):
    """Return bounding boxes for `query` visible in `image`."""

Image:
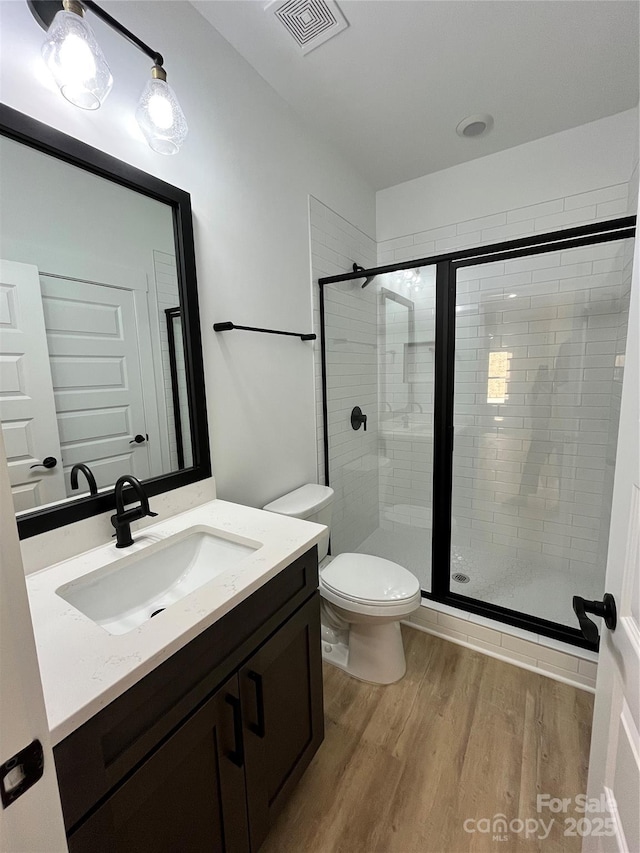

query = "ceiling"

[193,0,639,191]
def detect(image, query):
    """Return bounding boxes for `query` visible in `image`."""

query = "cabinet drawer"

[55,546,318,832]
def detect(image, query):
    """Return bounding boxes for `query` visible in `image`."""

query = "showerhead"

[352,263,377,289]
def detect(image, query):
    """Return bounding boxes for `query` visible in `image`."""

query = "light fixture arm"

[82,1,164,67]
[28,0,164,67]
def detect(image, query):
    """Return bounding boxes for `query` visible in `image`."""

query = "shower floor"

[354,526,602,629]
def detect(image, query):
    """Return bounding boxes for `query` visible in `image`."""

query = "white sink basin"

[56,525,262,635]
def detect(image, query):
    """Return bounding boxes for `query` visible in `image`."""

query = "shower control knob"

[351,406,368,432]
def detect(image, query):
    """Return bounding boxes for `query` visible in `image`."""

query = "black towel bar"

[213,322,316,341]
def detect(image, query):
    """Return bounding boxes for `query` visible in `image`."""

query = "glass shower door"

[450,238,633,627]
[322,265,436,591]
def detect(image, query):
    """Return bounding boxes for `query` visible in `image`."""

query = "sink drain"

[452,572,470,584]
[150,608,166,618]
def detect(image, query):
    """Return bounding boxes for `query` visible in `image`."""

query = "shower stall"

[319,218,636,649]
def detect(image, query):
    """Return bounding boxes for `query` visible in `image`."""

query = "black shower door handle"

[572,593,617,644]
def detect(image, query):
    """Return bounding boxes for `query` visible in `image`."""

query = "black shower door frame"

[319,217,636,651]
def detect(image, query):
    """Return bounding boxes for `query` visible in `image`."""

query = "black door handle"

[247,671,265,738]
[129,434,148,444]
[225,694,244,768]
[573,593,617,644]
[351,406,368,432]
[30,456,57,470]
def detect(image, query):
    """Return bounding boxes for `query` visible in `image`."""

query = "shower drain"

[452,572,470,584]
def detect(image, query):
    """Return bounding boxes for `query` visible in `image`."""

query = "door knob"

[129,434,148,444]
[572,593,617,644]
[29,456,57,470]
[351,406,368,432]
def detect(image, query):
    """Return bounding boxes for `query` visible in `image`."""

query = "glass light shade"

[42,9,113,110]
[136,77,188,155]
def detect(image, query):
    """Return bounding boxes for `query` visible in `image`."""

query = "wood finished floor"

[262,627,594,853]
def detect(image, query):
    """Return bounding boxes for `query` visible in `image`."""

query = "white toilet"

[263,484,421,684]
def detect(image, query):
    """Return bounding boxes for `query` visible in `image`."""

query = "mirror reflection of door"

[0,260,66,510]
[0,260,168,508]
[40,274,157,491]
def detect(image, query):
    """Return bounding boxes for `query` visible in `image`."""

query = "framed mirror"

[0,105,210,538]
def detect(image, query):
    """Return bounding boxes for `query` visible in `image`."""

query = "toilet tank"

[263,484,334,561]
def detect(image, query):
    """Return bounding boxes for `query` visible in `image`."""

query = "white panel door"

[584,236,639,852]
[0,432,67,852]
[39,275,154,490]
[0,259,66,511]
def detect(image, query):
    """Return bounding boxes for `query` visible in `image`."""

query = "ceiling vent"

[267,0,349,55]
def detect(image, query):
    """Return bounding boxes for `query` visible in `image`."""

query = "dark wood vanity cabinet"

[67,674,250,853]
[55,547,323,853]
[241,597,322,851]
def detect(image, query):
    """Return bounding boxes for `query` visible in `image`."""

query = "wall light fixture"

[28,0,188,154]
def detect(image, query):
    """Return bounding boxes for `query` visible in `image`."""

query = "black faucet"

[70,463,98,496]
[111,475,158,548]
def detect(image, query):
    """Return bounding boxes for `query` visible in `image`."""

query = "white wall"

[0,0,376,525]
[377,109,638,244]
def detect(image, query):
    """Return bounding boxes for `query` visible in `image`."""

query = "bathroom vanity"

[26,500,326,853]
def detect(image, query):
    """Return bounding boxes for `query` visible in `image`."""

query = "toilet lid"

[263,484,334,519]
[321,554,420,605]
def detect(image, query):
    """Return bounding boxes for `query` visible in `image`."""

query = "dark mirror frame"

[0,104,211,539]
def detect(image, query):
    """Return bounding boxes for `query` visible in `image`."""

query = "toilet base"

[320,619,407,684]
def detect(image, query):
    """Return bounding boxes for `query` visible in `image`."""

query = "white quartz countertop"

[26,499,325,745]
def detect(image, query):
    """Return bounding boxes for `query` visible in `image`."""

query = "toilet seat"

[320,553,420,607]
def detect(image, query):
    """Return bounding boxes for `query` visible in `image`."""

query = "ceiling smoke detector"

[267,0,349,55]
[456,114,494,138]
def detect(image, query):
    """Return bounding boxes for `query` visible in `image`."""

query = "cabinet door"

[68,675,249,853]
[240,593,323,851]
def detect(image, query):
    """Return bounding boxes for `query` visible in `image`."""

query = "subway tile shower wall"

[378,184,630,265]
[309,197,378,554]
